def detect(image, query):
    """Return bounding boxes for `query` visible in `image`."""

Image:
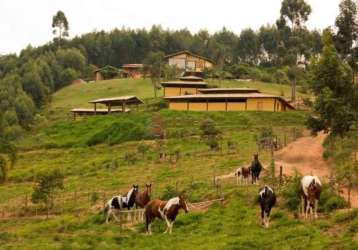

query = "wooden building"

[161,81,208,97]
[164,50,214,73]
[71,96,143,120]
[165,93,295,112]
[94,69,104,82]
[122,64,143,79]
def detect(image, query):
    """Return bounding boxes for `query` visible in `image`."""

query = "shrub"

[349,217,358,233]
[124,152,137,165]
[319,185,347,212]
[281,174,302,211]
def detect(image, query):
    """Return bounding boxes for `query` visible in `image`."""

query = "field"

[0,79,357,249]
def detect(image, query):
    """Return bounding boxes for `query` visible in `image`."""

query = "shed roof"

[161,81,208,87]
[179,76,204,82]
[198,88,260,94]
[89,96,144,105]
[165,93,295,109]
[164,50,214,64]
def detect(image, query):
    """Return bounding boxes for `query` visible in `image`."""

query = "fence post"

[279,166,283,186]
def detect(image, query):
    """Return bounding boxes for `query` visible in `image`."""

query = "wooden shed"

[165,50,214,73]
[71,96,143,120]
[165,93,295,112]
[161,81,208,97]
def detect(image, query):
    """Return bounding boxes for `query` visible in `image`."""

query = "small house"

[122,64,144,79]
[164,50,214,74]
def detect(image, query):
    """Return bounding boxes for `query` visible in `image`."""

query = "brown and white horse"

[235,167,251,185]
[135,183,152,208]
[301,176,322,219]
[144,195,189,234]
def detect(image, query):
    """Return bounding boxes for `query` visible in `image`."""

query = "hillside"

[0,79,357,249]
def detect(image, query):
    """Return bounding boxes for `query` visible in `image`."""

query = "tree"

[0,156,7,183]
[307,29,358,136]
[280,0,312,30]
[238,29,259,65]
[200,119,222,150]
[335,0,358,82]
[335,0,358,57]
[143,52,165,98]
[31,169,64,211]
[52,10,69,45]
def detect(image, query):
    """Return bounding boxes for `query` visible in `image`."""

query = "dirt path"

[274,132,358,208]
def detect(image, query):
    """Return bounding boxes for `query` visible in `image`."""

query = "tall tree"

[280,0,312,30]
[143,52,165,98]
[307,29,357,136]
[52,10,69,45]
[335,0,358,82]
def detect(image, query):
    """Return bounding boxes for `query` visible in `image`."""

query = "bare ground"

[274,132,358,208]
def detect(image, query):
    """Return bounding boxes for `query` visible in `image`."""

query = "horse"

[251,154,262,184]
[135,183,152,208]
[104,185,139,223]
[301,176,322,219]
[144,195,189,234]
[235,167,251,185]
[259,185,276,228]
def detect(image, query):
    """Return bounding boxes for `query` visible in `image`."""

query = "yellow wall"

[181,87,197,95]
[227,102,246,111]
[189,102,207,111]
[208,102,226,111]
[247,98,275,111]
[164,87,181,97]
[169,102,188,111]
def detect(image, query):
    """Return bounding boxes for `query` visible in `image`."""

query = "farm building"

[198,88,261,94]
[94,65,121,82]
[165,50,214,74]
[165,93,295,112]
[122,64,143,79]
[161,80,208,97]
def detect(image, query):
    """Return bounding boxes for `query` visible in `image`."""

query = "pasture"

[0,79,356,249]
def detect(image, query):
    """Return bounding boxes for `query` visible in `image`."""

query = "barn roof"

[198,88,261,94]
[89,96,144,105]
[164,50,214,64]
[165,93,295,109]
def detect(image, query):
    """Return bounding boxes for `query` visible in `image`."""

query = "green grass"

[0,79,355,249]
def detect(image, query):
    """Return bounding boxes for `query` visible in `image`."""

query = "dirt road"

[274,132,358,208]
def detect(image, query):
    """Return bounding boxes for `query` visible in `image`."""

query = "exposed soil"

[274,132,358,208]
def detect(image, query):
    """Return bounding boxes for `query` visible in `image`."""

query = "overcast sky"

[0,0,341,55]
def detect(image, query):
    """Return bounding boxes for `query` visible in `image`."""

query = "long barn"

[165,93,295,112]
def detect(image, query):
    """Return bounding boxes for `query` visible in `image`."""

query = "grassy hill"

[1,79,357,249]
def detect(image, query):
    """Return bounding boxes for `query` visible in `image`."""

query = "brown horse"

[235,167,251,185]
[144,195,189,234]
[135,184,152,208]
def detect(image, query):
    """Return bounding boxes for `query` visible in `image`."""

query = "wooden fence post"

[279,166,283,186]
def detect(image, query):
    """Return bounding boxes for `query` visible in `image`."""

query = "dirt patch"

[274,132,358,208]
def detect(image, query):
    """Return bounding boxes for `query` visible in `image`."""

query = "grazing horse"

[145,195,189,234]
[235,167,251,185]
[301,176,322,219]
[104,185,139,223]
[251,154,263,184]
[135,183,152,208]
[259,186,276,228]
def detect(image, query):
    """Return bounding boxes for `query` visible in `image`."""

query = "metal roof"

[89,96,144,105]
[198,88,260,94]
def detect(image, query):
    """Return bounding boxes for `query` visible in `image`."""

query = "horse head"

[253,153,259,161]
[146,183,152,196]
[307,180,319,205]
[179,194,189,213]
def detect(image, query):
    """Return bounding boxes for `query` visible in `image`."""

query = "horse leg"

[314,200,318,219]
[261,207,265,226]
[301,197,305,218]
[105,209,111,224]
[112,209,120,222]
[163,216,171,234]
[169,221,174,234]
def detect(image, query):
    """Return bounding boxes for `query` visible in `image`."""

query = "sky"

[0,0,341,55]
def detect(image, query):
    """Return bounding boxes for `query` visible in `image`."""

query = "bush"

[124,152,137,165]
[319,185,347,212]
[282,174,302,211]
